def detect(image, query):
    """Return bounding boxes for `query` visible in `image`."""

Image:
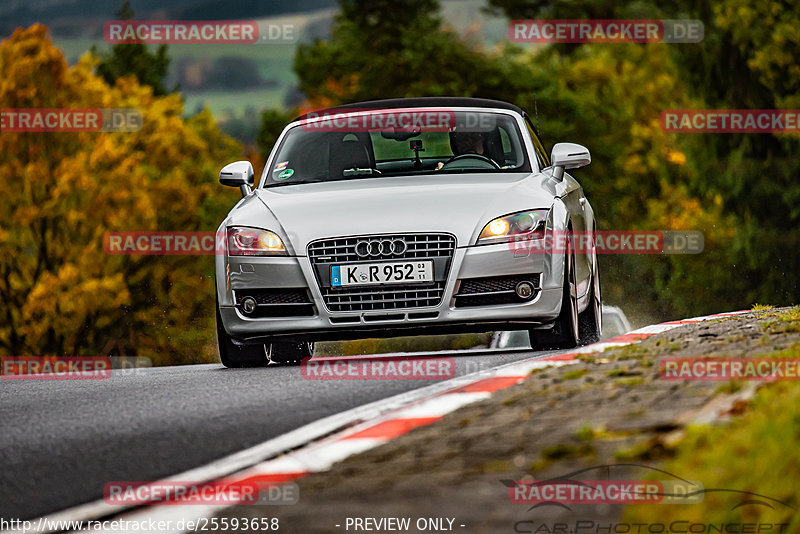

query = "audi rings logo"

[355,238,408,258]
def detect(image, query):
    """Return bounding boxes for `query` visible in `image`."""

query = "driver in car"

[435,130,491,170]
[436,131,505,171]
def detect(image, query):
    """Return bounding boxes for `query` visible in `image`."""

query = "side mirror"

[550,143,591,180]
[219,161,255,196]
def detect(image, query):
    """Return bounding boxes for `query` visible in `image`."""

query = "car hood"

[239,173,557,253]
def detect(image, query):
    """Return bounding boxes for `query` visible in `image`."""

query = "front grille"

[234,289,314,317]
[308,234,456,264]
[455,274,540,308]
[308,233,456,312]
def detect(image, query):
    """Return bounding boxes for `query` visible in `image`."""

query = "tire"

[578,246,602,346]
[530,237,579,350]
[268,341,314,365]
[216,303,269,368]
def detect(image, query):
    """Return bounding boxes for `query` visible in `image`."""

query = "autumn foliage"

[0,25,241,363]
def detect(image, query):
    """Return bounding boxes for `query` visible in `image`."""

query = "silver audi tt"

[215,97,601,366]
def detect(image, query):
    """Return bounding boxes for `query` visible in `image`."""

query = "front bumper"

[217,242,564,343]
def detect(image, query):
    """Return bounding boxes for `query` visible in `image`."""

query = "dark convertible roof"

[292,97,527,122]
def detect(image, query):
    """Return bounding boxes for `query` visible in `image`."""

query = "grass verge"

[623,307,800,530]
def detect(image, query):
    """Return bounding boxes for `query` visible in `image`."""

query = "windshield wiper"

[265,178,326,188]
[343,167,382,177]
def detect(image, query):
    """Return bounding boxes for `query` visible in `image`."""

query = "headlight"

[478,209,549,244]
[227,227,287,256]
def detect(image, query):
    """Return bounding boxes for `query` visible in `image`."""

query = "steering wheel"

[440,153,501,170]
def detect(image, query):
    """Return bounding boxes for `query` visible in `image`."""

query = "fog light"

[515,281,535,300]
[241,297,257,314]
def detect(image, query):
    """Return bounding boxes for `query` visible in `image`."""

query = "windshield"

[263,110,531,187]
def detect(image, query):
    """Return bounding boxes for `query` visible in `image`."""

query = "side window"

[524,117,549,169]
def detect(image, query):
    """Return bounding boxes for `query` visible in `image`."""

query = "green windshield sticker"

[276,168,294,180]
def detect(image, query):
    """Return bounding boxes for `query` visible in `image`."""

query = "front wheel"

[216,304,269,368]
[529,240,579,350]
[216,295,314,367]
[578,251,602,346]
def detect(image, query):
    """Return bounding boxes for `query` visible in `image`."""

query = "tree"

[294,0,515,106]
[485,0,800,312]
[257,109,295,156]
[0,25,241,363]
[91,1,173,96]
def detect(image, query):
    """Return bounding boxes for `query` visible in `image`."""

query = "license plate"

[331,261,434,287]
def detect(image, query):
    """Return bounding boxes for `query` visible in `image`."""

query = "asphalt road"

[0,347,560,521]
